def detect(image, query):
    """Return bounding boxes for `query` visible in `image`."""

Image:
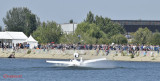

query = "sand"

[1,49,160,62]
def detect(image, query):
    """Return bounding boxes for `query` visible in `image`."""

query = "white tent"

[26,35,38,49]
[7,32,28,45]
[0,32,28,48]
[0,32,13,39]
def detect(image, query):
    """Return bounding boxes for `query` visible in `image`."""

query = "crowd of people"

[1,42,160,55]
[0,42,30,50]
[37,44,159,50]
[36,43,160,55]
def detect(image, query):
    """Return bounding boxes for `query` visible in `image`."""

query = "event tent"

[7,32,28,45]
[0,32,28,47]
[0,31,38,49]
[26,35,38,49]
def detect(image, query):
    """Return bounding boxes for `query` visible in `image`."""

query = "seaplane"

[46,53,106,67]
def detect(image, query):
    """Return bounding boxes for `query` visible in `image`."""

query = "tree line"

[60,11,126,44]
[2,7,160,45]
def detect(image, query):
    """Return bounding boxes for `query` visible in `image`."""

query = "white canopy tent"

[0,32,12,48]
[26,35,38,49]
[0,32,28,48]
[0,32,13,39]
[7,32,28,45]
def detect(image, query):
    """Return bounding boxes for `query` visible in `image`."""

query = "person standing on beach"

[105,45,110,56]
[2,42,4,50]
[96,45,100,55]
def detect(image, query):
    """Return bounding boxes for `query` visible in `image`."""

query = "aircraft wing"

[46,60,72,65]
[83,58,106,64]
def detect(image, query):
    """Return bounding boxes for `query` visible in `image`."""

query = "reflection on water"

[0,58,160,81]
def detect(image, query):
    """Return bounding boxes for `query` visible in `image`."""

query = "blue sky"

[0,0,160,28]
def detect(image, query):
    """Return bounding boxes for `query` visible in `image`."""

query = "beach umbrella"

[51,42,54,43]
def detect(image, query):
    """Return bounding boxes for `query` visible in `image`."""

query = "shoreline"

[1,49,160,62]
[0,56,159,63]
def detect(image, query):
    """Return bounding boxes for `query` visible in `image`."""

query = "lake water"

[0,58,160,81]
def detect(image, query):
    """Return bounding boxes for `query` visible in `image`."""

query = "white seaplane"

[46,53,106,67]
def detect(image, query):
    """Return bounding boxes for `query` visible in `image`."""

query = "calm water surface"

[0,58,160,81]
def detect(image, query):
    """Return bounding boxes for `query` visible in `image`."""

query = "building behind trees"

[112,20,160,33]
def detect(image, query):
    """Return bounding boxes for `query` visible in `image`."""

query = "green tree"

[150,32,160,45]
[94,15,125,37]
[60,33,96,44]
[60,34,79,44]
[75,22,91,34]
[97,37,110,44]
[76,22,103,38]
[60,22,103,44]
[85,11,125,38]
[81,33,97,44]
[132,27,152,44]
[70,19,73,23]
[110,34,128,44]
[3,7,40,36]
[32,21,62,44]
[85,11,94,23]
[75,22,107,43]
[61,11,126,44]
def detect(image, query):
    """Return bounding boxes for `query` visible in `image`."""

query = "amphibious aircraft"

[46,53,106,67]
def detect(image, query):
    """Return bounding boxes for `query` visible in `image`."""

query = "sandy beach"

[1,49,160,62]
